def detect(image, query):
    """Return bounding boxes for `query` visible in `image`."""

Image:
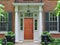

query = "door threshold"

[24,40,33,42]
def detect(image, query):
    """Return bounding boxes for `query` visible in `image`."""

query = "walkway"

[14,40,41,45]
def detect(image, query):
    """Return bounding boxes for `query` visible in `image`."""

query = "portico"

[13,3,44,42]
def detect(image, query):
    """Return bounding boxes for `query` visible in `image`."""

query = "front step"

[24,40,33,42]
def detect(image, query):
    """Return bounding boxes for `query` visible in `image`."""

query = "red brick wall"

[51,34,60,38]
[0,0,59,38]
[15,0,42,3]
[43,0,57,12]
[0,0,15,32]
[0,34,5,38]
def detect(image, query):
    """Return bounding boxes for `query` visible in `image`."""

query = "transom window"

[49,12,59,32]
[19,12,38,30]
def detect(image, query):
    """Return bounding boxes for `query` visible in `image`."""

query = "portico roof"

[13,3,44,6]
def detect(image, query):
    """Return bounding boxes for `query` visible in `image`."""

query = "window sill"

[0,31,7,34]
[49,31,60,34]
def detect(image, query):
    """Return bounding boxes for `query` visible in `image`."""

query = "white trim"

[0,31,7,34]
[49,12,59,33]
[15,6,20,42]
[57,16,59,32]
[15,5,43,42]
[13,3,44,6]
[49,31,59,34]
[38,6,43,42]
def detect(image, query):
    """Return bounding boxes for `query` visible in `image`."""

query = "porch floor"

[14,40,41,45]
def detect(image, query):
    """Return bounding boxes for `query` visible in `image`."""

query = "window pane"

[20,18,23,30]
[20,27,23,30]
[35,20,37,30]
[0,12,9,31]
[49,12,58,31]
[35,27,37,30]
[20,14,23,17]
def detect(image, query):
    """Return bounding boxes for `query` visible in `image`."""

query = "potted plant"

[7,42,14,45]
[5,31,15,43]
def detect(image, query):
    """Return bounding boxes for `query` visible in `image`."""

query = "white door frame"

[14,3,44,42]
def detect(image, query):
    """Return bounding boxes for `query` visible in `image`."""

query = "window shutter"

[59,14,60,32]
[45,12,49,32]
[8,12,12,31]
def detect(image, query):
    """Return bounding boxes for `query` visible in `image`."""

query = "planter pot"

[5,36,15,43]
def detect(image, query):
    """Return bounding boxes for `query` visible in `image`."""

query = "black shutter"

[59,13,60,32]
[45,12,49,32]
[8,12,12,31]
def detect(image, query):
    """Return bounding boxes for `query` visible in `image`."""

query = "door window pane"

[20,18,23,30]
[35,20,37,30]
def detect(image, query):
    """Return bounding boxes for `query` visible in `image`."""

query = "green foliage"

[41,42,45,45]
[0,38,4,43]
[5,31,15,37]
[0,4,4,17]
[7,42,14,45]
[43,31,49,34]
[0,8,4,13]
[42,31,50,36]
[2,12,8,18]
[0,43,2,45]
[54,1,60,16]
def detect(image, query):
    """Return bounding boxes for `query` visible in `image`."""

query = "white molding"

[13,3,44,6]
[14,5,43,42]
[49,31,60,34]
[15,6,19,42]
[49,12,59,32]
[38,6,43,42]
[0,31,7,34]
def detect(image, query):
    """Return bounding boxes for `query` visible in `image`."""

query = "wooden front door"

[24,18,33,40]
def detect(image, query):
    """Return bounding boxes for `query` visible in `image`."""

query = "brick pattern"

[43,0,57,12]
[0,0,15,32]
[51,34,60,38]
[15,0,42,3]
[0,0,59,38]
[0,0,14,12]
[0,34,5,38]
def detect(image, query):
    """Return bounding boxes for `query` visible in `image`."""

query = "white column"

[15,6,19,42]
[38,6,43,42]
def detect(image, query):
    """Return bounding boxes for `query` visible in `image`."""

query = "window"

[20,18,23,30]
[0,12,8,31]
[49,12,59,32]
[25,12,33,17]
[34,19,37,30]
[20,13,23,30]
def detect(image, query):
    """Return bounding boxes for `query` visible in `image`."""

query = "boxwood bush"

[7,42,14,45]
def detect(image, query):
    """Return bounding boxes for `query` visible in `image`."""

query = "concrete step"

[15,40,41,45]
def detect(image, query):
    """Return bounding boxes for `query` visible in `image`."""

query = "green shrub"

[41,42,45,45]
[48,43,55,45]
[43,31,50,36]
[7,42,14,45]
[0,38,3,43]
[5,31,15,37]
[43,31,49,34]
[0,44,2,45]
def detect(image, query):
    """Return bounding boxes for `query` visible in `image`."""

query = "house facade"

[0,0,60,42]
